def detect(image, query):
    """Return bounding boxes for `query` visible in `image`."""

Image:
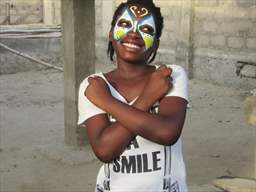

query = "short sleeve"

[77,77,106,125]
[165,65,189,102]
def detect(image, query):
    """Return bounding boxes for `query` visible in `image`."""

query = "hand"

[85,76,113,109]
[140,65,172,104]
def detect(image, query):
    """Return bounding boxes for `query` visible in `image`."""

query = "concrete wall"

[0,0,61,25]
[96,0,256,90]
[192,0,256,89]
[0,0,43,24]
[0,38,62,74]
[43,0,61,25]
[1,0,255,90]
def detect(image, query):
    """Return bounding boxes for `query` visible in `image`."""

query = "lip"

[122,42,141,49]
[120,39,145,51]
[122,39,144,46]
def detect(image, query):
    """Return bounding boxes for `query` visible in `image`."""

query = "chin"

[119,53,148,64]
[117,49,152,64]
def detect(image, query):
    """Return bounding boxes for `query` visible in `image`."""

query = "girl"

[78,0,189,191]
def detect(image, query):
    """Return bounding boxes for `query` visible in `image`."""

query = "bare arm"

[85,115,133,163]
[101,95,187,145]
[85,89,155,163]
[85,65,187,162]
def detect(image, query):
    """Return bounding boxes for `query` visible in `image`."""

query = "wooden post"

[43,0,61,25]
[43,0,54,24]
[102,0,114,37]
[61,0,95,146]
[174,0,194,79]
[5,2,11,25]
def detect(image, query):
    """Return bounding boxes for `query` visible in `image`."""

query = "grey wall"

[0,0,43,25]
[1,0,255,90]
[96,0,256,90]
[192,0,256,90]
[0,38,62,74]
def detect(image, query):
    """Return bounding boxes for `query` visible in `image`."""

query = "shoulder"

[167,64,187,75]
[165,64,188,82]
[164,64,189,102]
[77,72,107,125]
[79,72,103,90]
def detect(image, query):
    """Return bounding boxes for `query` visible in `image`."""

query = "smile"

[122,43,141,49]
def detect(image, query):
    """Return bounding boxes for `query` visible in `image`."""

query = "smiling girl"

[78,0,188,191]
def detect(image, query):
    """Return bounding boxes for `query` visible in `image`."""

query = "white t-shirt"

[78,64,189,192]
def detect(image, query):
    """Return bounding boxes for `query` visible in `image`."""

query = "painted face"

[113,5,156,51]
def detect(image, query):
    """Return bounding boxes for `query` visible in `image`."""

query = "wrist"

[133,95,154,111]
[102,96,117,112]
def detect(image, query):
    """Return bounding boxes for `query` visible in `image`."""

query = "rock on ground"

[213,178,256,192]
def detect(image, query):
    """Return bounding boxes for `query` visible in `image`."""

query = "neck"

[116,58,152,79]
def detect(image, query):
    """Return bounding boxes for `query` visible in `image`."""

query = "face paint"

[130,6,149,17]
[137,15,156,50]
[143,34,154,50]
[113,9,133,41]
[113,5,156,51]
[133,20,138,32]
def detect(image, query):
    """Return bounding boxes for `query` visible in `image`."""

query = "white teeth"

[123,43,140,49]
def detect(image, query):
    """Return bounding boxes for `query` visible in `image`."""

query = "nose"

[127,30,141,39]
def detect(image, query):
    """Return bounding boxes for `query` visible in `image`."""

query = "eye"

[117,19,132,28]
[140,25,154,35]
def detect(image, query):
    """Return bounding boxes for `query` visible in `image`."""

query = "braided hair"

[107,0,164,64]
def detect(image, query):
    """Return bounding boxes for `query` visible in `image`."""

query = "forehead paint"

[113,6,156,51]
[130,5,149,18]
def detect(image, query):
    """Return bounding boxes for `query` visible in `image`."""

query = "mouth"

[122,42,141,49]
[120,39,145,52]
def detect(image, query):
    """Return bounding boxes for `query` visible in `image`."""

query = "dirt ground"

[0,67,255,192]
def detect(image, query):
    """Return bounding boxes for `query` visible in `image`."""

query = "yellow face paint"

[143,35,154,50]
[114,28,126,41]
[113,9,133,41]
[113,6,156,51]
[138,15,156,50]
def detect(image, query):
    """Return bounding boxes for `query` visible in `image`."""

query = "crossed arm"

[84,66,187,163]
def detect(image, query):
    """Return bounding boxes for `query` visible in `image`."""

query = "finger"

[159,64,166,68]
[97,76,106,82]
[158,65,172,76]
[88,76,93,84]
[94,76,107,85]
[165,75,172,84]
[165,79,172,91]
[158,64,168,71]
[162,68,172,77]
[163,67,172,76]
[157,66,167,76]
[167,75,173,82]
[167,67,172,74]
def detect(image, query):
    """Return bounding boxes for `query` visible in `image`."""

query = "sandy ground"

[0,67,255,192]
